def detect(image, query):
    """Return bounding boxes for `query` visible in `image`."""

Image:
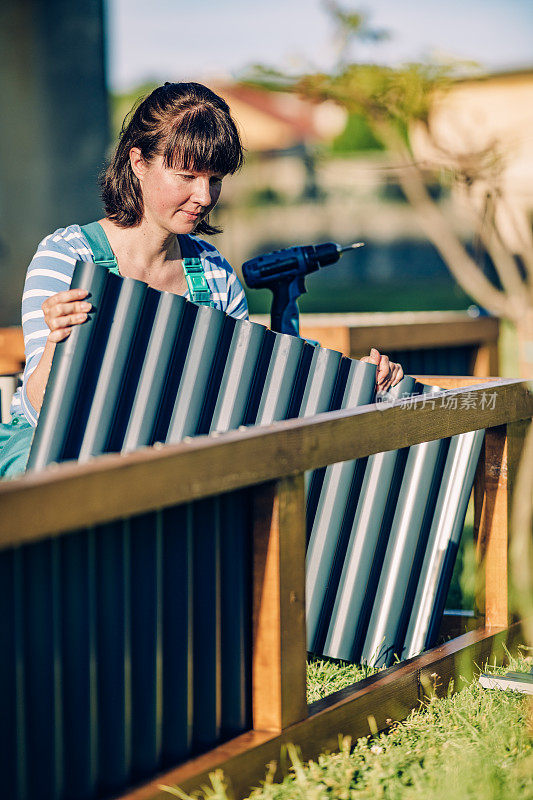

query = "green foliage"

[330,113,384,153]
[109,82,159,140]
[294,61,453,131]
[246,186,288,207]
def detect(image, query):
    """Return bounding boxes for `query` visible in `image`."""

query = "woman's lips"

[180,209,201,220]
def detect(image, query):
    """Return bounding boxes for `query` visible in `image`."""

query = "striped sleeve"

[192,236,249,320]
[11,229,83,426]
[225,270,249,319]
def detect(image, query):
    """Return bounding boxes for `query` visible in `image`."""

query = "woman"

[1,81,402,478]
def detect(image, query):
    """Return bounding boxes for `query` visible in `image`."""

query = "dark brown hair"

[100,82,244,234]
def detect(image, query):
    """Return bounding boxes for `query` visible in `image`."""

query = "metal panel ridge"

[208,319,268,434]
[122,292,191,453]
[305,359,377,653]
[254,333,314,426]
[322,375,416,662]
[77,277,157,461]
[165,305,228,443]
[360,383,449,667]
[402,428,485,658]
[26,261,119,470]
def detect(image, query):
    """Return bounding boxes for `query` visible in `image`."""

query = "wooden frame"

[251,312,500,378]
[0,326,25,374]
[1,378,530,800]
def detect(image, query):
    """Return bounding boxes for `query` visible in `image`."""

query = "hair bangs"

[163,106,244,176]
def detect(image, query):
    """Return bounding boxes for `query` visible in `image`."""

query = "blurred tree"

[246,3,533,380]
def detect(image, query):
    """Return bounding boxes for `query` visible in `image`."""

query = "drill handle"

[270,275,306,336]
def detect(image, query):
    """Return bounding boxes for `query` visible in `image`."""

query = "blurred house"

[213,83,346,201]
[410,68,533,252]
[215,83,346,152]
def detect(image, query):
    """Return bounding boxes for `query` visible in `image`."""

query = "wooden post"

[471,341,499,378]
[251,475,308,732]
[474,419,529,628]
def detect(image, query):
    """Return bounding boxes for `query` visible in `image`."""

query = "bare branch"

[496,197,533,293]
[470,192,528,313]
[373,120,513,319]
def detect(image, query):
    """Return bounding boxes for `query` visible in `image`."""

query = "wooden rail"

[0,326,24,373]
[0,379,530,547]
[1,377,530,800]
[252,312,500,377]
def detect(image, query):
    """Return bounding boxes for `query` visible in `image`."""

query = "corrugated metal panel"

[0,488,252,800]
[322,376,416,662]
[15,261,485,799]
[402,428,485,658]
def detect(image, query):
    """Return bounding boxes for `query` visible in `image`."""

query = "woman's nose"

[191,178,212,206]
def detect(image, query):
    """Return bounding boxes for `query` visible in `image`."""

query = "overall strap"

[80,222,120,275]
[182,258,214,307]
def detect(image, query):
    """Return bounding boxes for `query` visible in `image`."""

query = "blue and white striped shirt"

[11,224,249,426]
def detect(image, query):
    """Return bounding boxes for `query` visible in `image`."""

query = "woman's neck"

[98,217,182,281]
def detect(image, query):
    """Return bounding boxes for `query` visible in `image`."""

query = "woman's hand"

[361,348,404,392]
[42,289,92,342]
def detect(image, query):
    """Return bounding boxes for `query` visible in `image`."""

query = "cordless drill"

[241,241,364,336]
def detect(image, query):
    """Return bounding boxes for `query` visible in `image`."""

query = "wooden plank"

[251,476,307,732]
[0,326,25,373]
[298,324,350,355]
[1,379,532,547]
[471,341,500,378]
[253,313,500,353]
[348,317,499,354]
[474,421,530,628]
[116,624,520,800]
[414,375,501,389]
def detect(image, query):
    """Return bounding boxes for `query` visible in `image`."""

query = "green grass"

[163,650,533,800]
[307,657,383,703]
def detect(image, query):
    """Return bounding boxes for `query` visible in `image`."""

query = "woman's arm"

[16,228,92,424]
[25,288,91,412]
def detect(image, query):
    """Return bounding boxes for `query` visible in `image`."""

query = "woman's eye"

[178,173,195,181]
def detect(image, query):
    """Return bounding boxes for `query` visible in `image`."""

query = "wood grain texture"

[117,625,520,800]
[474,421,529,628]
[414,375,501,389]
[252,313,499,354]
[349,316,499,354]
[472,342,500,378]
[251,476,307,732]
[298,324,350,356]
[0,326,25,373]
[1,380,531,548]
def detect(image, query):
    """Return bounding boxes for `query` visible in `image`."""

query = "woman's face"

[130,150,223,234]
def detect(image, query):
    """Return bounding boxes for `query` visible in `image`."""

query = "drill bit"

[338,242,365,253]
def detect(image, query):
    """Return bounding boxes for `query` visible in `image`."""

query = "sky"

[106,0,533,92]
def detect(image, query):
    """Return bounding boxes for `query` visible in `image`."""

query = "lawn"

[163,650,533,800]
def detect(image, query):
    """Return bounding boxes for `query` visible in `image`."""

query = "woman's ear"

[129,147,146,181]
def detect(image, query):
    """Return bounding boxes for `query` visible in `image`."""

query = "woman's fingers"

[42,289,92,339]
[362,348,404,391]
[360,347,381,366]
[41,288,89,312]
[376,354,390,387]
[47,327,73,343]
[391,363,404,386]
[47,312,88,331]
